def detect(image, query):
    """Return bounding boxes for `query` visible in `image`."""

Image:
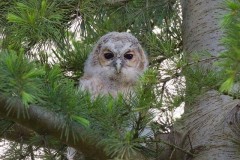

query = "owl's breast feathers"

[79,75,134,98]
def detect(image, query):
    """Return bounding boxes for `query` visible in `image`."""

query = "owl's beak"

[114,59,123,74]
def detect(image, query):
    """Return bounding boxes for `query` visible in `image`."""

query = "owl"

[67,32,148,160]
[79,32,148,98]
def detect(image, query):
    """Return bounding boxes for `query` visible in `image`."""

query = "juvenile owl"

[80,32,148,97]
[67,32,148,160]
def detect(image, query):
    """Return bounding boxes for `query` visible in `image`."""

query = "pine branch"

[0,96,108,160]
[0,121,34,143]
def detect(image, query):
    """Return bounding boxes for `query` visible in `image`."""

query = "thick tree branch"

[0,96,108,160]
[0,121,34,143]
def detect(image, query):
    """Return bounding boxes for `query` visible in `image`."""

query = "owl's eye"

[104,52,114,59]
[124,53,133,60]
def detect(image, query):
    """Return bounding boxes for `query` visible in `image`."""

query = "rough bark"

[176,91,240,160]
[0,96,108,160]
[177,0,240,160]
[181,0,225,56]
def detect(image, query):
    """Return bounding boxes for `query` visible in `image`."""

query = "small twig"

[150,56,166,65]
[184,56,219,67]
[159,72,181,83]
[147,139,195,157]
[159,80,167,103]
[133,113,144,139]
[53,145,67,158]
[169,148,176,160]
[20,145,41,160]
[28,145,35,160]
[188,135,193,151]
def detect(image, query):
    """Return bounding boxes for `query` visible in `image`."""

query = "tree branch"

[0,96,108,160]
[0,121,34,143]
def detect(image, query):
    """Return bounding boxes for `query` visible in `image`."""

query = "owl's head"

[84,32,148,84]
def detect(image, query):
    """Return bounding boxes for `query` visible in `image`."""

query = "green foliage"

[84,71,162,159]
[100,133,141,160]
[71,115,90,127]
[76,0,174,40]
[0,49,163,159]
[42,65,78,112]
[0,1,14,29]
[3,0,72,49]
[54,38,91,79]
[219,0,240,93]
[0,49,161,159]
[184,65,220,105]
[0,50,45,107]
[39,65,92,136]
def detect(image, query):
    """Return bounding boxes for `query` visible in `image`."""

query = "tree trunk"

[177,0,240,159]
[181,0,225,55]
